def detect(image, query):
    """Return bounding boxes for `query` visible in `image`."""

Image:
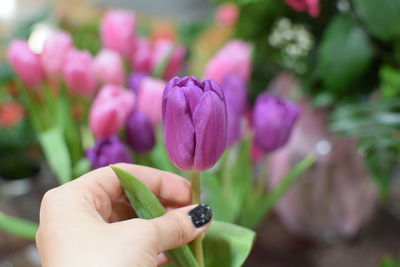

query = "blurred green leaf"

[204,221,255,267]
[380,66,400,99]
[0,212,38,240]
[352,0,400,42]
[316,14,374,95]
[110,166,199,267]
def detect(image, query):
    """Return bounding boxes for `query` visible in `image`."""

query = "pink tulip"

[41,31,73,78]
[7,40,44,89]
[131,37,152,73]
[63,49,97,97]
[203,40,251,83]
[151,39,185,80]
[216,3,239,26]
[89,84,135,138]
[100,10,136,59]
[93,49,125,86]
[285,0,320,17]
[136,76,166,125]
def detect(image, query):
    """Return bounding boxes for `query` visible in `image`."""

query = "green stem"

[221,150,233,200]
[191,171,204,267]
[0,212,38,240]
[256,155,268,195]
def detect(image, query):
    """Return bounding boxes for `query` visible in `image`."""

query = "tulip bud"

[151,39,185,80]
[136,76,166,125]
[253,93,299,153]
[162,76,227,171]
[7,40,44,89]
[128,72,146,94]
[125,110,155,153]
[131,37,152,73]
[89,84,135,138]
[203,40,251,83]
[63,49,97,97]
[41,31,73,78]
[220,74,248,147]
[100,10,136,58]
[285,0,320,17]
[93,49,125,86]
[87,135,132,169]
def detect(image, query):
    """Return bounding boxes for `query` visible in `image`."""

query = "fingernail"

[188,203,212,228]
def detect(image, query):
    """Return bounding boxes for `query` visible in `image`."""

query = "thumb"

[150,204,212,253]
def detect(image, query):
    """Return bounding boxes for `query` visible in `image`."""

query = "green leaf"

[0,212,38,240]
[240,154,316,229]
[352,0,400,42]
[110,166,199,267]
[204,221,255,267]
[316,14,374,94]
[38,127,71,184]
[149,130,179,173]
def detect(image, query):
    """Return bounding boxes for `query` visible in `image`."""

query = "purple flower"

[125,110,155,153]
[253,93,299,153]
[162,76,227,171]
[220,74,248,146]
[128,72,147,94]
[87,136,132,169]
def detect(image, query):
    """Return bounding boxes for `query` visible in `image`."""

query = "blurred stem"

[256,155,268,195]
[190,171,204,267]
[0,212,38,240]
[222,149,233,200]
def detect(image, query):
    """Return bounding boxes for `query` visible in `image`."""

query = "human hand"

[36,163,212,267]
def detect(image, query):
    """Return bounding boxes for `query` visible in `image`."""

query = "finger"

[73,163,191,206]
[149,204,213,253]
[156,253,169,266]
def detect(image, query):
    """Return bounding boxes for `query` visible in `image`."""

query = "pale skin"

[36,163,211,267]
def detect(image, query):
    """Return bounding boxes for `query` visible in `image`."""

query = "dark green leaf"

[204,221,255,267]
[110,166,199,267]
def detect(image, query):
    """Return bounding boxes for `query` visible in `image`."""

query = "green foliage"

[381,254,400,267]
[380,66,400,99]
[352,0,400,42]
[313,14,374,97]
[0,212,38,240]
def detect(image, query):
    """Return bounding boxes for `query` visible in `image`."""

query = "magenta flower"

[41,31,73,78]
[128,72,146,94]
[253,93,299,153]
[63,49,97,97]
[162,76,227,171]
[285,0,320,17]
[93,49,125,86]
[100,10,136,58]
[89,84,135,138]
[7,40,44,89]
[87,135,132,169]
[151,39,185,80]
[125,110,155,153]
[136,76,166,125]
[203,40,251,83]
[131,37,152,73]
[215,3,239,27]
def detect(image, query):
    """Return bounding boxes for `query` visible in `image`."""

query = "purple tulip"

[86,135,132,169]
[128,72,146,94]
[125,110,155,153]
[220,74,248,146]
[253,93,299,153]
[162,76,227,171]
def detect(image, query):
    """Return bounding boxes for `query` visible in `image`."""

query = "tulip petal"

[164,87,195,170]
[182,85,203,116]
[193,91,227,170]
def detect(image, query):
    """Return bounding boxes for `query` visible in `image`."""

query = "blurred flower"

[89,84,135,138]
[131,37,152,73]
[203,40,251,83]
[136,76,166,125]
[125,110,155,153]
[93,49,125,86]
[128,72,146,94]
[216,3,239,27]
[221,74,248,146]
[101,10,136,58]
[87,135,132,169]
[285,0,320,17]
[63,49,97,97]
[151,39,185,80]
[253,93,299,153]
[7,40,44,88]
[162,76,227,171]
[269,103,377,240]
[0,101,24,128]
[41,31,73,78]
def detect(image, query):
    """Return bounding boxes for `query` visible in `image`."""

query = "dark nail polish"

[188,203,212,228]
